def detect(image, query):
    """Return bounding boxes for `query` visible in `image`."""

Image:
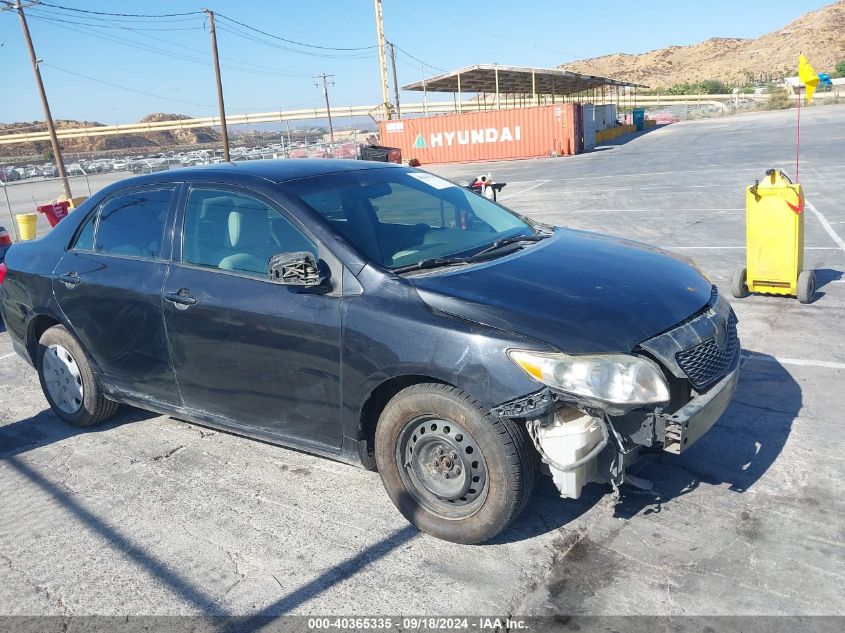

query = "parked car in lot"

[0,160,740,543]
[0,226,11,263]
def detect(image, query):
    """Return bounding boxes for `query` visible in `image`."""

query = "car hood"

[410,228,713,353]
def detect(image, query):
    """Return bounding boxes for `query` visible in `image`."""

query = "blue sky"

[0,0,832,125]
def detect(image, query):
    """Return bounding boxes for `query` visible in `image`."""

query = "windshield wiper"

[467,232,550,260]
[393,231,552,274]
[392,256,474,274]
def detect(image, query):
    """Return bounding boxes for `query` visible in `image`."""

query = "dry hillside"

[0,113,221,159]
[560,0,845,88]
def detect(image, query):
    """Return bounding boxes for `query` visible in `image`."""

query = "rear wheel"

[797,270,816,304]
[375,383,534,544]
[731,267,750,298]
[37,325,119,427]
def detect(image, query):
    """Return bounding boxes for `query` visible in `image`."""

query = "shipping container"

[582,104,596,150]
[560,103,583,156]
[379,104,583,165]
[593,104,617,131]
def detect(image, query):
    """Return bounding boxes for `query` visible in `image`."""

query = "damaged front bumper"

[658,360,740,454]
[494,355,740,499]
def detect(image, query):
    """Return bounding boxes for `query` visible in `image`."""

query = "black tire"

[731,267,750,298]
[797,270,816,304]
[374,383,534,544]
[36,325,119,427]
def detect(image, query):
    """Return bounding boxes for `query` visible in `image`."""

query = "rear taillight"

[0,262,7,285]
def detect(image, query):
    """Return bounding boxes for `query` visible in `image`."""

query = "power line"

[128,25,317,77]
[41,63,219,110]
[393,44,446,73]
[27,7,203,31]
[25,13,315,79]
[30,10,316,78]
[214,13,377,52]
[38,1,203,19]
[215,23,376,60]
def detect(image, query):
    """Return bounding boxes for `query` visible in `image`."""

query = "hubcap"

[42,344,84,414]
[397,416,488,518]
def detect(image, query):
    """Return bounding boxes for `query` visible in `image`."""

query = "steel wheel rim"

[396,416,488,520]
[43,344,84,414]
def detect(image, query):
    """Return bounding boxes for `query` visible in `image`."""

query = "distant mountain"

[0,113,221,159]
[559,0,845,88]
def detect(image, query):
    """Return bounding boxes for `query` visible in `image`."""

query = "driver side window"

[181,188,316,278]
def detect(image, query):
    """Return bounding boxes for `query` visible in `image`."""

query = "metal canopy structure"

[402,64,647,97]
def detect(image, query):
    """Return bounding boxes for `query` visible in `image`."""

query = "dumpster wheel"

[797,270,816,304]
[731,268,750,299]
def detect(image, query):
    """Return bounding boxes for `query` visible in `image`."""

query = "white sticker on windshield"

[407,172,458,190]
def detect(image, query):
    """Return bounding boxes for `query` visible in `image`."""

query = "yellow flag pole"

[796,84,801,181]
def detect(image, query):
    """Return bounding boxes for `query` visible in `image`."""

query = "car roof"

[103,159,404,190]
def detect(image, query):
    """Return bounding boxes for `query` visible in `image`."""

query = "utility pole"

[7,0,71,199]
[314,73,335,145]
[204,9,230,161]
[373,0,392,120]
[387,42,401,119]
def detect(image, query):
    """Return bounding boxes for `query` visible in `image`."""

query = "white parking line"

[525,183,741,195]
[664,246,840,250]
[0,353,15,361]
[562,208,744,214]
[521,167,747,182]
[500,180,549,200]
[743,354,845,370]
[806,200,845,254]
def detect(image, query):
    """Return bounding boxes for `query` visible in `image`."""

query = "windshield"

[282,167,535,269]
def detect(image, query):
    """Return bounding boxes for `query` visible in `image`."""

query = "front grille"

[675,313,739,390]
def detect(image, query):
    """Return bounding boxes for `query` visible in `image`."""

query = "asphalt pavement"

[1,105,844,623]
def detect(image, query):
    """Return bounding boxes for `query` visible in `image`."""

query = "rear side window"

[71,212,97,251]
[95,189,173,259]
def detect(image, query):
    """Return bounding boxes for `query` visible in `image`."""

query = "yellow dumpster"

[15,213,37,241]
[731,169,815,303]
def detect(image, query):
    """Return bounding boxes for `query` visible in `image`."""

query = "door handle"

[164,289,197,309]
[59,272,81,288]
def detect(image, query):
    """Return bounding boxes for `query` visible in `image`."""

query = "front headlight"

[507,350,670,406]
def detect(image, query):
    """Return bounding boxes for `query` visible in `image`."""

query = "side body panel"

[52,253,177,404]
[338,265,548,446]
[163,265,344,448]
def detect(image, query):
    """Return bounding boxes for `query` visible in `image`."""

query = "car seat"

[218,207,273,275]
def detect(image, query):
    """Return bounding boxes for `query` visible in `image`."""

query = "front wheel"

[797,270,816,304]
[731,267,750,299]
[37,325,119,427]
[375,383,534,544]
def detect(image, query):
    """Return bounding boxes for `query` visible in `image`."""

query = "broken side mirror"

[268,251,330,291]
